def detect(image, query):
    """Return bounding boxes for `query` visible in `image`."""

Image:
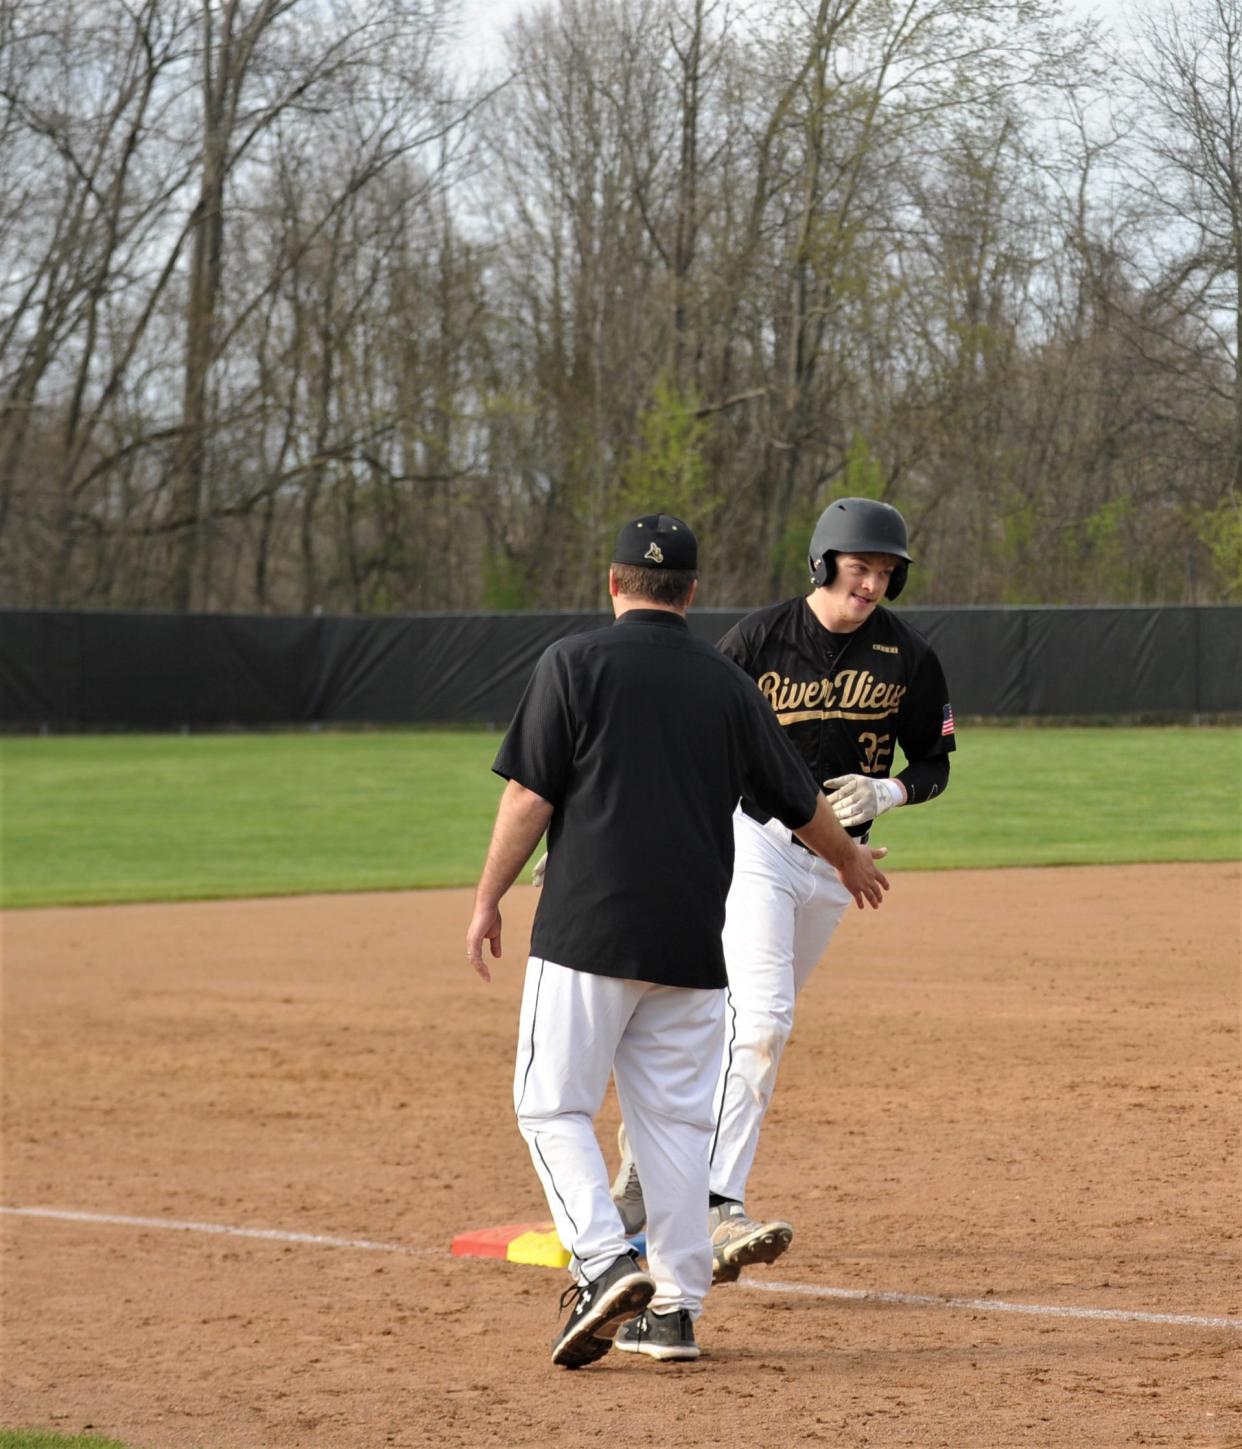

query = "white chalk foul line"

[0,1205,439,1257]
[748,1278,1242,1331]
[5,1205,1238,1331]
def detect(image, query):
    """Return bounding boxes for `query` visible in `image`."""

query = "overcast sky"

[454,0,1151,71]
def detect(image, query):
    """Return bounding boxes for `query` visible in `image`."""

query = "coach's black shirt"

[493,609,819,989]
[719,597,955,835]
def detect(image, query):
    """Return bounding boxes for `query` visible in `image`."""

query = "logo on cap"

[644,542,664,564]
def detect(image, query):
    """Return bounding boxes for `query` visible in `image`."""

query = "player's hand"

[835,843,890,910]
[465,903,502,983]
[824,774,905,828]
[531,852,548,887]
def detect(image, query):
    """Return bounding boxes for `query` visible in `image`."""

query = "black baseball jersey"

[718,597,955,835]
[493,609,820,990]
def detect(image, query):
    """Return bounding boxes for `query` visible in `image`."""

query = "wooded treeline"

[2,0,1240,613]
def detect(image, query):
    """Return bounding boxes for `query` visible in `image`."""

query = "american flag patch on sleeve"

[942,704,955,736]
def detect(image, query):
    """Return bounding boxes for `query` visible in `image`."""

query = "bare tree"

[5,0,1239,614]
[0,0,479,611]
[1133,0,1241,481]
[167,0,463,608]
[0,0,197,592]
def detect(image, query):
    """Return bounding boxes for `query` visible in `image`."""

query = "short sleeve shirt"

[493,610,819,989]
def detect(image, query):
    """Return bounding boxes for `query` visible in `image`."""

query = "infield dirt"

[2,863,1239,1448]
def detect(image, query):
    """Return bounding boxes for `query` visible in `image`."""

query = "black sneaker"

[550,1251,656,1369]
[615,1307,700,1362]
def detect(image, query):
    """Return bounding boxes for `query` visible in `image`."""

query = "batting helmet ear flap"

[886,561,909,601]
[809,549,837,587]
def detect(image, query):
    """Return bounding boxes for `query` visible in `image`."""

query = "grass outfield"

[1,727,1238,909]
[0,1435,133,1449]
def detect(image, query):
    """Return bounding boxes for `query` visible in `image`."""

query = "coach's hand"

[825,774,906,828]
[466,903,502,984]
[835,842,890,911]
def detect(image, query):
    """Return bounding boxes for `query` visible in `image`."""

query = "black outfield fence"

[1,605,1238,729]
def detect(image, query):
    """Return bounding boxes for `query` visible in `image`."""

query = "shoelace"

[558,1280,587,1315]
[558,1250,643,1319]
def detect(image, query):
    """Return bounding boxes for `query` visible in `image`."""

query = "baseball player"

[610,496,955,1283]
[466,513,891,1369]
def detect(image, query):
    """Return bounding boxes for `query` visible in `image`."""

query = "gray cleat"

[610,1123,647,1235]
[708,1200,793,1283]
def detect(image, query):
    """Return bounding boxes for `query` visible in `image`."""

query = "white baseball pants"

[709,810,852,1205]
[514,957,724,1315]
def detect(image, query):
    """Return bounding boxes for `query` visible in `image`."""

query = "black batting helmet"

[808,497,912,600]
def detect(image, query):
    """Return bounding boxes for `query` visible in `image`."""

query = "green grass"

[881,725,1242,869]
[1,727,1238,908]
[0,1434,136,1449]
[0,731,509,908]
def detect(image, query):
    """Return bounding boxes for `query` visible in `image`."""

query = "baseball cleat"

[610,1122,647,1235]
[708,1201,793,1283]
[551,1251,656,1369]
[615,1307,700,1362]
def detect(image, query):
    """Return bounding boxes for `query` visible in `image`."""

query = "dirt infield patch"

[2,863,1239,1449]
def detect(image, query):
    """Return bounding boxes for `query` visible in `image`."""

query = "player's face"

[822,552,898,629]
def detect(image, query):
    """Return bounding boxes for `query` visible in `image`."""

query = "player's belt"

[791,827,869,853]
[740,800,869,854]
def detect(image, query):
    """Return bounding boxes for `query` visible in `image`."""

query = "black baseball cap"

[612,513,698,570]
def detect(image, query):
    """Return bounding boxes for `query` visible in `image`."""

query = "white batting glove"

[531,852,548,887]
[824,774,906,828]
